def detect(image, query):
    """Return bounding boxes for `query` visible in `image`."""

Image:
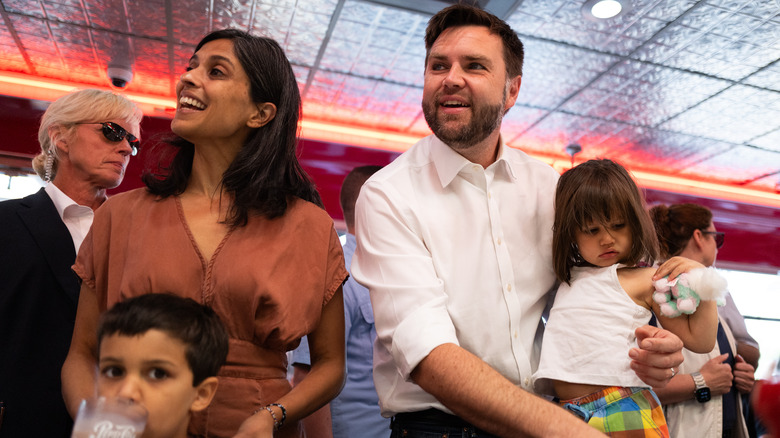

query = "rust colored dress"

[74,189,348,438]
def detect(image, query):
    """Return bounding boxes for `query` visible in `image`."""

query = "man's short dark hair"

[97,293,229,385]
[340,165,383,230]
[425,4,524,78]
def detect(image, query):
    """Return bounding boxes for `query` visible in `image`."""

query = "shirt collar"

[44,183,93,219]
[430,135,515,188]
[45,183,79,218]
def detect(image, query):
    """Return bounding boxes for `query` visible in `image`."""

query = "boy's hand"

[629,325,684,388]
[233,409,274,438]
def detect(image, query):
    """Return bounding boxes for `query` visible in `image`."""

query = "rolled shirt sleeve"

[353,179,459,379]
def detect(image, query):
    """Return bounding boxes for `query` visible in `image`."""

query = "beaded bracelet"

[254,403,287,431]
[267,403,287,430]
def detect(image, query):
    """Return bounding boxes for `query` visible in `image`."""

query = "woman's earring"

[44,148,55,182]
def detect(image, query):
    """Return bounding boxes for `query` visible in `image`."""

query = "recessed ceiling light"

[581,0,631,21]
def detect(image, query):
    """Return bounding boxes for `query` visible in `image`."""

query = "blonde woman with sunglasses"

[0,88,141,437]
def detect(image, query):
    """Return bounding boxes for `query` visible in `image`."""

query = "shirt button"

[524,377,530,386]
[497,237,502,245]
[513,331,518,338]
[507,284,512,292]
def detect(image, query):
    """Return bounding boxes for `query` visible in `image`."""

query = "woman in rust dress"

[62,30,347,438]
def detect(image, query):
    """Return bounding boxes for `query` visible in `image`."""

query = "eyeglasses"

[701,231,725,249]
[78,122,140,156]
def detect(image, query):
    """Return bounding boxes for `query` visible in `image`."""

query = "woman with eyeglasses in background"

[0,89,141,437]
[650,203,763,438]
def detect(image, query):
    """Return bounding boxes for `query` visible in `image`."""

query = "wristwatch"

[691,371,711,403]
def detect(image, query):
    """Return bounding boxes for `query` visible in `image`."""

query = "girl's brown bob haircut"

[552,159,659,284]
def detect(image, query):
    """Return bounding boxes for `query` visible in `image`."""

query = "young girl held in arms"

[533,159,725,437]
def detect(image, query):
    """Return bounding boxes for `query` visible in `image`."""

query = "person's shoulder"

[0,189,47,215]
[503,146,559,177]
[617,266,656,281]
[98,188,160,218]
[570,264,619,281]
[286,197,336,226]
[371,135,436,180]
[0,197,23,220]
[0,195,26,211]
[104,187,156,205]
[616,265,656,298]
[357,137,439,198]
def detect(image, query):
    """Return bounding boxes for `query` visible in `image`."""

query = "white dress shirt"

[45,183,94,253]
[352,135,559,417]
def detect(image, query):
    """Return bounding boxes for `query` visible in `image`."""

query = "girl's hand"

[233,409,275,438]
[652,256,705,281]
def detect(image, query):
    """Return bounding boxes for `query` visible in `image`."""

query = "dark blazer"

[0,188,80,437]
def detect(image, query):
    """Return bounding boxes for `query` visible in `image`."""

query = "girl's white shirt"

[533,263,651,395]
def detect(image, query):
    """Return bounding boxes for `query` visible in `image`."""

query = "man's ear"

[190,377,219,413]
[504,75,522,112]
[247,102,277,129]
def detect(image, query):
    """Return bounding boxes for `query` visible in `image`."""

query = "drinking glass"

[71,397,147,438]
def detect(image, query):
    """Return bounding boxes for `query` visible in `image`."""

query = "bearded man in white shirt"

[351,5,686,437]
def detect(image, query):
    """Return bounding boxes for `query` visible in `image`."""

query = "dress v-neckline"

[174,195,234,274]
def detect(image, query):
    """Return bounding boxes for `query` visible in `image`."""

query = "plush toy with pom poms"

[652,267,728,317]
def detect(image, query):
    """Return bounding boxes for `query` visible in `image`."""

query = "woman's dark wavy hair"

[552,159,659,284]
[142,29,322,226]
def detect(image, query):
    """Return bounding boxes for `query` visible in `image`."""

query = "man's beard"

[423,91,506,150]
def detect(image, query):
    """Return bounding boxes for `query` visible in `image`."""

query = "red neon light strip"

[2,72,778,208]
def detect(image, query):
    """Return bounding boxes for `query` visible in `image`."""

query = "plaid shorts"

[559,386,669,438]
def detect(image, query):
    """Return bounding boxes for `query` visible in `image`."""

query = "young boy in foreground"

[96,293,229,438]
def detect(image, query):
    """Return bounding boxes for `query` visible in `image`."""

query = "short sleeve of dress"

[71,190,136,312]
[72,197,119,313]
[323,225,349,307]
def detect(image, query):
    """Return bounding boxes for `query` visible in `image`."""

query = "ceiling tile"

[3,0,45,17]
[679,145,779,185]
[752,129,780,153]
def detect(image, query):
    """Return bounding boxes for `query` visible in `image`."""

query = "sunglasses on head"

[78,122,140,156]
[701,231,725,249]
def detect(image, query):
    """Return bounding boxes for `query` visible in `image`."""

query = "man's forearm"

[410,343,604,438]
[653,374,695,404]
